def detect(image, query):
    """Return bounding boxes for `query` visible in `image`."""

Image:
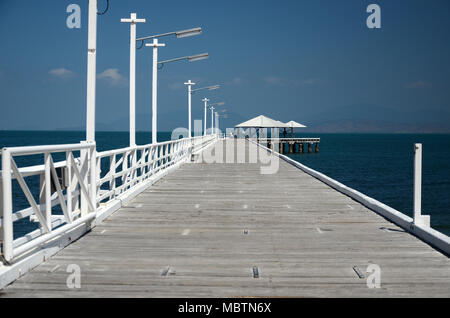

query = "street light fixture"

[208,102,225,135]
[158,53,209,67]
[184,84,220,138]
[215,109,227,135]
[121,13,146,147]
[136,27,202,45]
[209,105,215,135]
[125,26,202,145]
[144,42,208,143]
[206,102,224,136]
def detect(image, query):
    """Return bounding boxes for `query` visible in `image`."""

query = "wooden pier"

[256,138,320,154]
[1,139,449,297]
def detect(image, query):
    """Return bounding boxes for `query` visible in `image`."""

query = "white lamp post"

[215,110,227,135]
[86,0,97,142]
[143,53,208,143]
[184,80,196,138]
[202,98,209,136]
[215,112,219,135]
[145,39,166,144]
[138,27,203,144]
[121,13,146,147]
[209,106,215,135]
[183,84,219,137]
[206,102,224,135]
[206,101,224,135]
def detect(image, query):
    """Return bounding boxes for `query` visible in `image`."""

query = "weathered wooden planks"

[1,140,449,297]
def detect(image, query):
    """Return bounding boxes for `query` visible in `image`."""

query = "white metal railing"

[251,138,321,142]
[0,142,96,262]
[0,135,216,263]
[95,135,214,205]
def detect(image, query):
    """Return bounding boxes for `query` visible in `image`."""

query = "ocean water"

[0,131,449,237]
[285,133,450,236]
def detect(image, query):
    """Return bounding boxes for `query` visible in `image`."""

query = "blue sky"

[0,0,449,132]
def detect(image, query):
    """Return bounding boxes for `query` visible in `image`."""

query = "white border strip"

[250,139,450,256]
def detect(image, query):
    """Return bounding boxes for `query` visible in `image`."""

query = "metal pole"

[90,146,97,213]
[121,13,145,147]
[86,0,97,142]
[413,143,430,227]
[215,112,219,135]
[152,41,158,144]
[146,39,165,144]
[414,143,422,220]
[1,149,13,262]
[188,85,192,138]
[184,80,195,138]
[210,106,214,135]
[202,98,209,136]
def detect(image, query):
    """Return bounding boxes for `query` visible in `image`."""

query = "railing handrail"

[251,137,320,141]
[96,135,207,158]
[0,135,217,263]
[2,142,95,156]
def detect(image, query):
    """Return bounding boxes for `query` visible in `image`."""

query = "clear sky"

[1,0,449,132]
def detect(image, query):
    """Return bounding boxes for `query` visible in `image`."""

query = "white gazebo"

[235,115,288,138]
[284,120,307,138]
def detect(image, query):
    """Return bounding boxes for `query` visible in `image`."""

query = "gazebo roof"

[285,120,307,128]
[235,115,289,128]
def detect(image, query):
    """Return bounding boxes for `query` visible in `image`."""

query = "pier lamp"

[121,21,202,146]
[215,109,227,135]
[121,13,146,147]
[130,27,202,145]
[136,27,202,47]
[184,84,220,137]
[144,39,209,144]
[207,102,224,135]
[209,106,215,135]
[206,102,224,135]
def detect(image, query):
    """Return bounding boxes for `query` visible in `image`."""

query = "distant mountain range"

[6,103,450,134]
[301,120,450,133]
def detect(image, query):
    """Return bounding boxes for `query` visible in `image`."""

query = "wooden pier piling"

[254,138,320,154]
[289,142,294,154]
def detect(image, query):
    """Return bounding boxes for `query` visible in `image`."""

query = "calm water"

[286,133,450,236]
[1,131,449,237]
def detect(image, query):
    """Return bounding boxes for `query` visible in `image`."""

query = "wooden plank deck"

[1,140,449,297]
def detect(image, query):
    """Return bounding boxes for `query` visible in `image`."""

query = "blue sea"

[0,131,449,237]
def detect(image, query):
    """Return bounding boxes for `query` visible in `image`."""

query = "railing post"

[413,143,430,227]
[1,149,13,262]
[80,144,89,216]
[109,154,116,199]
[66,151,72,218]
[0,174,3,251]
[90,145,97,213]
[44,153,52,231]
